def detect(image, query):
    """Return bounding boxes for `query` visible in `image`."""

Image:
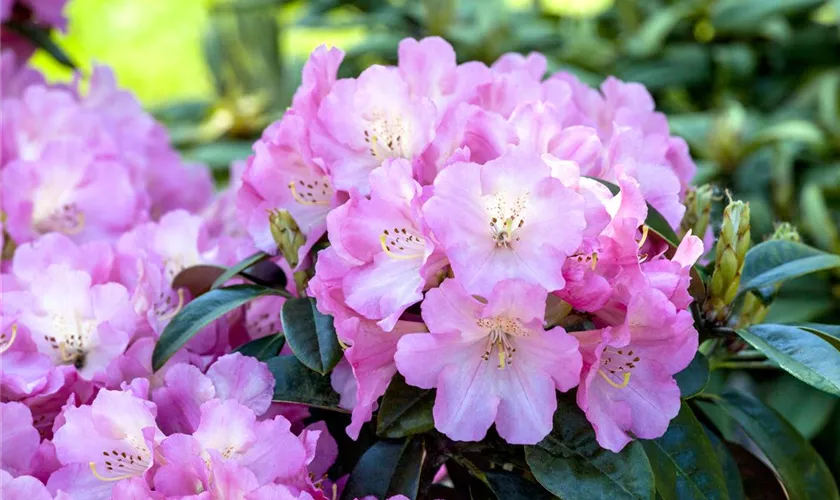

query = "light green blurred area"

[31,0,368,105]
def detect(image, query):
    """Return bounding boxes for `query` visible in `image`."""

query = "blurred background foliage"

[33,0,840,481]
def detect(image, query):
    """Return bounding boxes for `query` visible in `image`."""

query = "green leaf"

[723,442,786,499]
[764,375,838,440]
[265,355,344,411]
[674,352,710,399]
[704,391,839,500]
[701,427,745,500]
[153,285,280,370]
[4,20,76,68]
[798,323,840,350]
[376,373,435,438]
[736,324,840,397]
[640,403,729,500]
[234,334,285,361]
[711,0,825,33]
[738,240,840,296]
[525,396,655,500]
[211,251,269,289]
[281,298,342,375]
[183,140,255,171]
[485,470,554,500]
[340,438,425,500]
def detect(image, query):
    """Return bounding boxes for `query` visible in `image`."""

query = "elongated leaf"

[675,352,710,399]
[739,240,840,296]
[702,427,745,500]
[485,470,554,500]
[153,285,281,370]
[765,375,838,440]
[525,396,655,500]
[4,20,76,68]
[234,334,285,361]
[211,251,269,289]
[798,323,840,350]
[281,298,342,374]
[340,438,424,500]
[711,0,824,32]
[736,324,840,397]
[376,373,435,438]
[723,442,785,500]
[640,403,729,500]
[265,355,344,411]
[708,391,839,500]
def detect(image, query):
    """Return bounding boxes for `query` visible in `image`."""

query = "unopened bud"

[736,222,801,328]
[708,103,746,170]
[705,198,750,323]
[680,184,715,239]
[269,209,306,269]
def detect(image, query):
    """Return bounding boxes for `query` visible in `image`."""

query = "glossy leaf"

[265,355,344,411]
[764,375,838,440]
[710,390,839,500]
[281,297,342,375]
[674,352,710,399]
[4,20,76,68]
[234,334,285,361]
[153,285,281,370]
[525,396,655,500]
[211,251,269,289]
[738,240,840,296]
[172,265,226,298]
[341,438,424,500]
[640,403,729,500]
[702,427,745,500]
[736,324,840,397]
[376,373,435,438]
[798,323,840,350]
[485,470,554,500]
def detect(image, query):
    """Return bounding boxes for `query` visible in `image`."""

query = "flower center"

[90,438,152,482]
[44,313,96,368]
[154,288,185,322]
[598,346,641,389]
[33,203,85,235]
[0,324,17,353]
[364,116,407,160]
[248,310,282,338]
[288,176,333,206]
[477,317,530,369]
[380,227,425,260]
[485,193,528,248]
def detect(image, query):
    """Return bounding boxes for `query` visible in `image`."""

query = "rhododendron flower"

[1,402,41,477]
[52,389,163,487]
[576,287,698,452]
[423,147,586,295]
[1,470,54,500]
[326,158,444,331]
[395,279,581,444]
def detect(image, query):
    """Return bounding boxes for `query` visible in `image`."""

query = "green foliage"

[281,297,342,375]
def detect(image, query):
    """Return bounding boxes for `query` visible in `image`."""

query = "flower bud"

[736,222,801,328]
[679,184,715,240]
[705,198,750,323]
[269,209,306,269]
[708,103,746,171]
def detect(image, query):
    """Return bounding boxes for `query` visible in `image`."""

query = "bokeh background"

[28,0,840,482]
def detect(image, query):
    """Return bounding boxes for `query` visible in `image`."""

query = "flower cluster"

[240,37,702,449]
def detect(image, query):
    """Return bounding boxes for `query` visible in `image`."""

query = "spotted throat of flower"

[380,227,425,260]
[33,203,86,235]
[89,436,152,482]
[44,313,97,369]
[477,317,531,369]
[288,176,333,206]
[598,346,641,389]
[486,193,529,248]
[363,116,407,160]
[153,288,185,322]
[0,323,17,353]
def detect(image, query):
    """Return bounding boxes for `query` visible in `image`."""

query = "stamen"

[590,252,598,270]
[60,212,86,235]
[159,288,185,321]
[0,324,17,353]
[288,181,331,206]
[598,370,631,389]
[637,225,649,248]
[379,232,424,260]
[89,462,134,482]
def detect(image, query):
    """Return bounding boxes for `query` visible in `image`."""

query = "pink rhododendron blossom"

[423,147,586,295]
[396,279,581,444]
[1,402,41,477]
[1,470,54,500]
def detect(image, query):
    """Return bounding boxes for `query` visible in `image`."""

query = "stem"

[715,360,779,370]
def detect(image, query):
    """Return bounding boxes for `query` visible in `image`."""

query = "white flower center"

[364,115,407,160]
[380,226,425,260]
[598,346,641,389]
[90,436,152,482]
[288,176,333,206]
[485,193,528,248]
[43,313,97,368]
[476,317,531,369]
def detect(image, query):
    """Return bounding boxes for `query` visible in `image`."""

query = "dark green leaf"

[211,251,270,289]
[281,298,342,374]
[485,470,554,500]
[234,334,285,361]
[712,0,825,33]
[798,323,840,350]
[525,396,655,500]
[738,240,840,296]
[707,391,839,500]
[764,375,838,440]
[640,403,729,500]
[376,373,435,438]
[701,427,745,500]
[172,265,226,298]
[4,20,76,68]
[341,438,424,500]
[736,324,840,397]
[265,355,344,411]
[153,285,280,370]
[675,352,710,399]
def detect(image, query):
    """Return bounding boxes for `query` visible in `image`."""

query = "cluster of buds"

[704,196,751,324]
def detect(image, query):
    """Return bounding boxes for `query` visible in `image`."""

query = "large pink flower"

[575,287,698,452]
[395,279,581,444]
[423,146,585,296]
